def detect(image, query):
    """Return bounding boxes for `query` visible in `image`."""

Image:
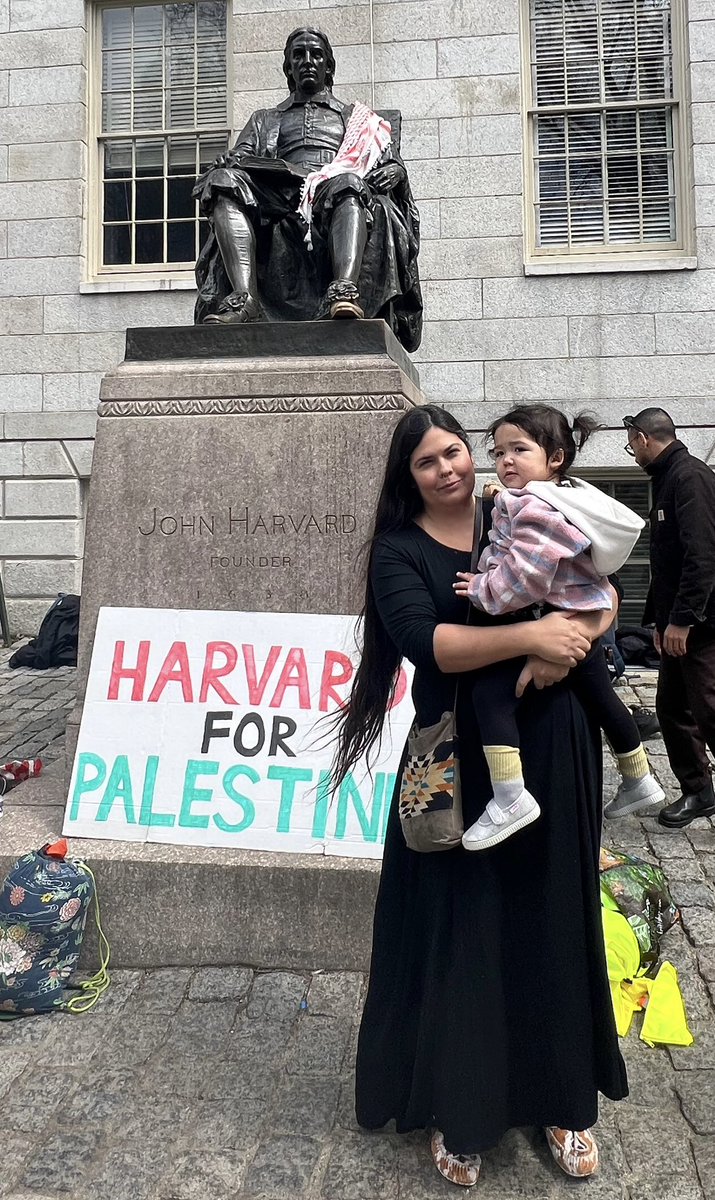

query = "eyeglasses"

[623,416,645,456]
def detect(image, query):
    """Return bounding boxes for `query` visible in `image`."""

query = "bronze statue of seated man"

[193,27,422,352]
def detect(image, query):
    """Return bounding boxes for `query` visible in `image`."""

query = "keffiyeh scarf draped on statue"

[298,101,393,247]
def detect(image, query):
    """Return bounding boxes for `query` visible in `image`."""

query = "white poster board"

[64,608,413,859]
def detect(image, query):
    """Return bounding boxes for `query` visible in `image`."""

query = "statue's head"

[283,27,335,94]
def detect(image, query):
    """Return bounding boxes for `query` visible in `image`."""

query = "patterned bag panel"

[399,711,463,852]
[399,730,459,818]
[0,847,94,1015]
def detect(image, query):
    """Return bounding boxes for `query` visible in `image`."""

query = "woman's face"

[409,426,475,511]
[490,422,563,489]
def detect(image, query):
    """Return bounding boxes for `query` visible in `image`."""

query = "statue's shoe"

[204,291,262,324]
[321,279,364,320]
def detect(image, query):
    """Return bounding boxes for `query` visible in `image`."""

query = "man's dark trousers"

[656,625,715,794]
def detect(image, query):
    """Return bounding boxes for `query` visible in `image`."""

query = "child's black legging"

[472,643,641,755]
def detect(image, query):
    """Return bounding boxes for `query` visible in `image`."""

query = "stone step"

[1,770,380,972]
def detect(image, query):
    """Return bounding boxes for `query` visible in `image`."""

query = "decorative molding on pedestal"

[97,393,409,418]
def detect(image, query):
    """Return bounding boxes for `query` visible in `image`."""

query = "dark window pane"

[199,133,228,171]
[608,199,640,242]
[570,203,604,243]
[103,91,132,132]
[134,5,163,47]
[102,7,132,50]
[607,157,639,197]
[606,111,637,155]
[133,89,163,129]
[135,139,164,176]
[168,221,195,262]
[104,180,132,222]
[104,139,132,179]
[537,159,566,202]
[537,203,568,246]
[104,224,131,265]
[569,158,603,199]
[198,2,226,40]
[586,477,652,627]
[535,116,565,156]
[168,176,194,218]
[566,58,600,104]
[169,136,197,175]
[642,153,671,195]
[567,113,600,156]
[136,178,164,221]
[136,223,163,262]
[167,3,196,41]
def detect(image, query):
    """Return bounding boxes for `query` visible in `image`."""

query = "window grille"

[97,1,229,272]
[527,0,682,255]
[587,476,652,625]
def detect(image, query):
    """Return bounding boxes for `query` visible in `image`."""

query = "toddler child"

[454,403,664,851]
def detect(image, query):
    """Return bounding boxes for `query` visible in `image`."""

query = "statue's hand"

[368,162,406,193]
[211,152,240,171]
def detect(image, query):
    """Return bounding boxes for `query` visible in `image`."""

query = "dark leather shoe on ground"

[658,781,715,828]
[630,705,661,740]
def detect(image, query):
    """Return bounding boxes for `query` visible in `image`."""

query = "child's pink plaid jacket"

[468,489,612,615]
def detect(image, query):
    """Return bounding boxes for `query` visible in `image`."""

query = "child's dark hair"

[486,404,603,479]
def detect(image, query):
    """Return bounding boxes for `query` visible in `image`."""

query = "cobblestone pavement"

[1,656,714,1199]
[0,642,77,766]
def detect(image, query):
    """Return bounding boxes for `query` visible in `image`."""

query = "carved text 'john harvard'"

[138,507,358,538]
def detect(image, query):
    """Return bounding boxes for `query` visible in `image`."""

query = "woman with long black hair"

[332,404,627,1188]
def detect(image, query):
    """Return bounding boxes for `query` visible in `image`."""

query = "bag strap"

[63,862,111,1014]
[470,495,485,573]
[452,496,485,710]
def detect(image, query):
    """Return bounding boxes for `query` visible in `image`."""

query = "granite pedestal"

[72,321,421,705]
[61,320,423,968]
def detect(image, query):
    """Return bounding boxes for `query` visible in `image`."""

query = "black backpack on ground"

[8,594,80,670]
[615,624,661,670]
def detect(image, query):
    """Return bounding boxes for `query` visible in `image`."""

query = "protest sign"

[64,608,413,858]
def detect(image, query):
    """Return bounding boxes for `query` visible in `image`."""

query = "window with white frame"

[95,1,229,275]
[585,475,652,624]
[523,0,692,267]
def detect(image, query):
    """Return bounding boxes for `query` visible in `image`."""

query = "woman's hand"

[528,612,591,666]
[515,656,569,698]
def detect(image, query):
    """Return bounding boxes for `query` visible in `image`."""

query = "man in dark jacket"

[626,408,715,828]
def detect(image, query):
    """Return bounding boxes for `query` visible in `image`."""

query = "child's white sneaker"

[603,772,665,819]
[462,790,540,851]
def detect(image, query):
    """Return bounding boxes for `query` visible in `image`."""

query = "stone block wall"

[0,409,94,631]
[1,0,714,633]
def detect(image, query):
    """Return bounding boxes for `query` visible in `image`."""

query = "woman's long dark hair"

[331,405,472,787]
[487,404,602,478]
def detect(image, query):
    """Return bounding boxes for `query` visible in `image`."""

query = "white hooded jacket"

[525,476,645,576]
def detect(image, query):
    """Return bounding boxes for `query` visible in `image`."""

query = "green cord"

[63,861,111,1014]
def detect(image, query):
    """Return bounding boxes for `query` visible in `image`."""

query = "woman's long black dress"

[355,524,628,1156]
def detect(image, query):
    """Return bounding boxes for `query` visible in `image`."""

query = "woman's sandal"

[430,1129,482,1188]
[544,1126,599,1177]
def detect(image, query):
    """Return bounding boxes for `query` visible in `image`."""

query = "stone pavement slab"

[2,961,712,1200]
[1,661,714,1197]
[0,641,76,766]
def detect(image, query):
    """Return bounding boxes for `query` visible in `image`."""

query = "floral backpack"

[0,840,108,1016]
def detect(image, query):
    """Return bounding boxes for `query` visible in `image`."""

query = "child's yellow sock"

[483,744,524,808]
[617,745,649,781]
